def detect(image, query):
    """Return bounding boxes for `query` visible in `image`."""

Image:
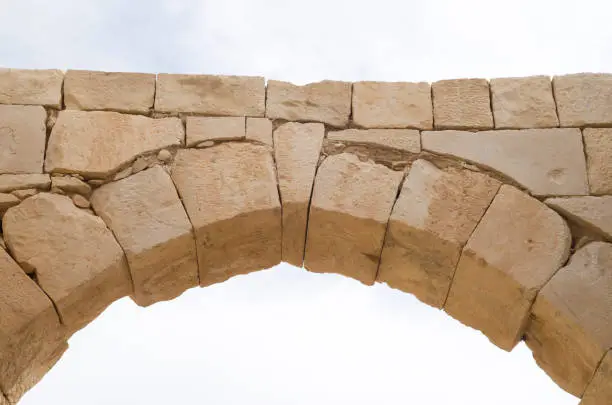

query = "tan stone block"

[2,193,132,333]
[445,185,571,351]
[11,189,38,200]
[0,193,19,217]
[0,105,47,174]
[583,128,612,195]
[422,128,588,196]
[581,350,612,405]
[433,78,493,130]
[171,144,281,285]
[378,160,500,308]
[490,76,559,129]
[155,73,265,116]
[246,117,273,147]
[91,166,199,306]
[266,80,351,127]
[186,116,245,147]
[327,129,421,153]
[304,153,403,285]
[553,73,612,127]
[546,196,612,241]
[51,176,92,197]
[0,68,63,108]
[64,70,155,114]
[352,81,432,129]
[273,122,325,266]
[0,174,50,193]
[45,110,183,178]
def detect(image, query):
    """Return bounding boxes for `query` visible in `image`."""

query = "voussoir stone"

[0,68,63,108]
[327,129,421,153]
[0,174,50,193]
[64,70,156,114]
[422,128,588,196]
[432,78,493,130]
[546,196,612,242]
[45,110,183,178]
[445,185,571,351]
[2,193,132,333]
[525,242,612,397]
[186,116,245,147]
[91,166,199,306]
[377,159,500,308]
[583,128,612,195]
[304,153,404,285]
[273,122,325,266]
[246,117,273,147]
[266,80,351,127]
[553,73,612,127]
[0,105,47,174]
[582,350,612,405]
[155,73,265,116]
[171,144,281,286]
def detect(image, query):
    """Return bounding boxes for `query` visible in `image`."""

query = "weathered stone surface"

[525,242,612,397]
[553,73,612,127]
[0,193,19,217]
[583,128,612,195]
[2,193,132,333]
[491,76,559,129]
[304,153,404,285]
[11,189,38,200]
[445,185,571,351]
[91,166,199,306]
[0,68,63,108]
[64,70,156,114]
[546,196,612,241]
[45,110,183,178]
[273,122,325,266]
[377,160,500,308]
[352,81,433,129]
[51,176,92,197]
[0,105,47,174]
[155,74,265,116]
[246,117,273,147]
[186,116,245,146]
[157,149,172,162]
[171,144,281,285]
[327,129,421,153]
[582,350,612,405]
[266,80,351,127]
[71,194,90,209]
[422,128,588,196]
[0,174,50,193]
[432,79,493,130]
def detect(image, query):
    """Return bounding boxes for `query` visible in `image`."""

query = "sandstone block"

[445,185,571,351]
[327,129,421,153]
[0,68,63,108]
[583,128,612,195]
[11,189,38,200]
[377,160,500,308]
[432,78,493,130]
[0,174,50,193]
[422,128,588,196]
[171,144,281,285]
[0,105,47,174]
[581,350,612,405]
[246,117,273,146]
[546,196,612,241]
[0,193,20,217]
[553,73,612,127]
[51,176,92,197]
[186,116,245,146]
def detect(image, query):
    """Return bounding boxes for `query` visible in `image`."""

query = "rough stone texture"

[445,185,571,351]
[186,116,245,146]
[155,73,265,116]
[352,81,433,129]
[553,73,612,127]
[0,68,63,108]
[377,160,500,308]
[327,129,421,153]
[0,193,20,217]
[546,196,612,242]
[45,110,183,178]
[71,194,90,209]
[11,189,38,200]
[583,128,612,195]
[266,80,351,128]
[582,350,612,405]
[64,70,156,114]
[422,128,588,196]
[2,193,132,333]
[0,105,47,174]
[525,242,612,397]
[273,122,325,266]
[171,144,281,286]
[91,166,199,306]
[490,76,559,129]
[432,79,493,130]
[304,153,403,285]
[51,176,92,197]
[0,174,50,193]
[246,117,273,147]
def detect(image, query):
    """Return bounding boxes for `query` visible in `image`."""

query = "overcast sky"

[2,0,610,404]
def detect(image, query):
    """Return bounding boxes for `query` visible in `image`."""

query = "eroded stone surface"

[433,79,493,130]
[582,350,612,405]
[0,68,63,108]
[546,196,612,242]
[377,160,500,308]
[0,105,47,174]
[327,129,421,153]
[0,193,19,217]
[583,128,612,195]
[186,116,245,146]
[246,117,273,147]
[553,73,612,127]
[0,174,50,193]
[51,176,92,197]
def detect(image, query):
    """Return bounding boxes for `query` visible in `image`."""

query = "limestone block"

[432,78,493,130]
[11,189,38,200]
[64,70,156,114]
[546,196,612,241]
[273,122,325,266]
[583,128,612,195]
[422,128,588,196]
[186,116,245,147]
[266,80,351,127]
[2,193,132,333]
[445,185,571,351]
[155,73,265,116]
[0,105,47,174]
[581,350,612,405]
[377,160,500,308]
[352,81,432,129]
[51,176,92,197]
[490,76,559,129]
[91,166,199,306]
[0,68,63,108]
[45,110,183,178]
[327,129,421,153]
[0,193,19,217]
[304,153,404,285]
[525,242,612,397]
[171,144,281,285]
[553,73,612,127]
[0,174,50,193]
[246,117,273,146]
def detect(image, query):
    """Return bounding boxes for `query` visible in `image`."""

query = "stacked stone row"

[0,68,611,404]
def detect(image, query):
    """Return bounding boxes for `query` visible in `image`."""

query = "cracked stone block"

[246,117,273,147]
[0,68,63,108]
[553,73,612,127]
[0,174,50,193]
[583,128,612,195]
[0,105,47,174]
[546,196,612,242]
[581,350,612,405]
[186,116,245,146]
[432,78,493,130]
[327,129,421,153]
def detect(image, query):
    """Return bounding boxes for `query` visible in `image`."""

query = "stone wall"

[0,68,611,404]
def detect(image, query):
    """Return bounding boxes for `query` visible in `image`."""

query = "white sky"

[1,0,610,403]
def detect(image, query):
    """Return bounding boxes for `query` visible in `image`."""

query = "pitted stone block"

[553,73,612,127]
[0,68,63,108]
[0,105,47,174]
[433,78,493,130]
